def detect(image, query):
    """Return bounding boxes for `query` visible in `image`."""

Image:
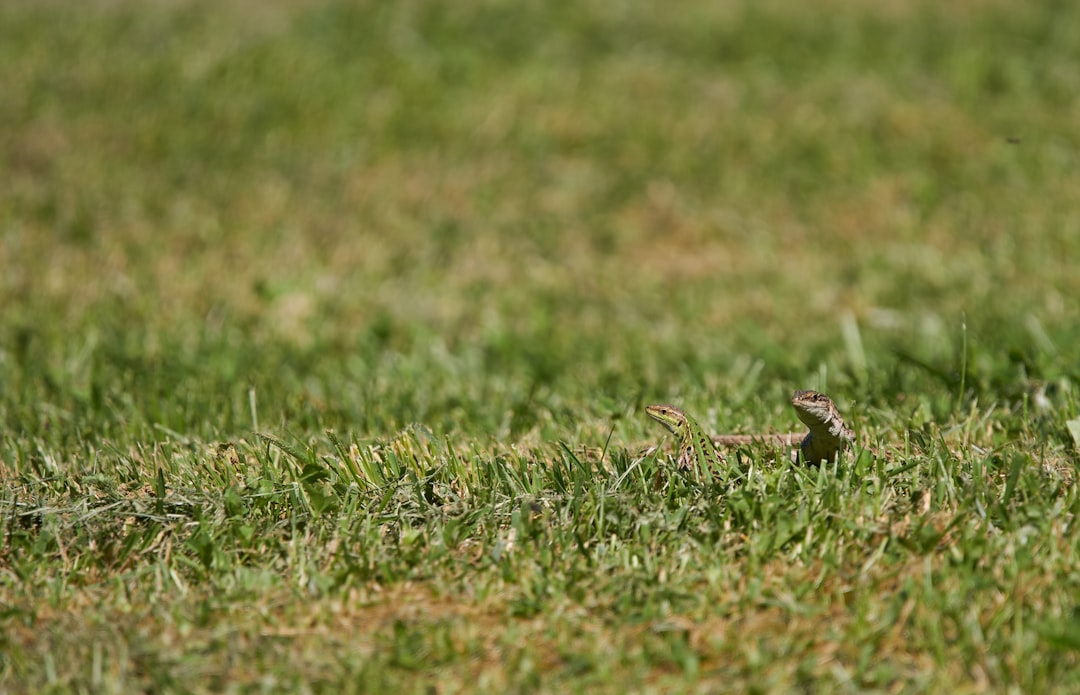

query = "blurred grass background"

[2,0,1080,691]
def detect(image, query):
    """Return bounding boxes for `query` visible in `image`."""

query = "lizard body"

[644,403,724,474]
[790,390,856,464]
[710,432,804,447]
[646,390,857,469]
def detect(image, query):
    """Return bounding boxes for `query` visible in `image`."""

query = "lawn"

[2,0,1080,692]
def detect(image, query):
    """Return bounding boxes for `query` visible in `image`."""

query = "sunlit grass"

[2,0,1080,691]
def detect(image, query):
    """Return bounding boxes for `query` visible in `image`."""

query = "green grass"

[3,0,1080,691]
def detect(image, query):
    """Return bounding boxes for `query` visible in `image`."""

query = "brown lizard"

[647,390,858,467]
[788,389,857,463]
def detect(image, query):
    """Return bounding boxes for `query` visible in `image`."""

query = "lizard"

[789,389,856,464]
[645,390,856,470]
[644,403,725,476]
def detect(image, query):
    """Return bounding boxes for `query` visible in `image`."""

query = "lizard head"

[791,390,837,428]
[645,403,688,437]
